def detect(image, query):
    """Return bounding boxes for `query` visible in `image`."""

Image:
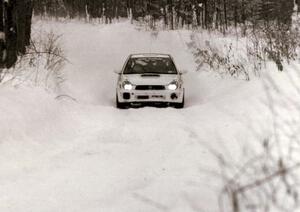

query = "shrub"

[187,33,250,80]
[0,30,67,90]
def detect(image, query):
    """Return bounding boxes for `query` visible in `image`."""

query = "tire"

[116,95,128,109]
[173,95,185,109]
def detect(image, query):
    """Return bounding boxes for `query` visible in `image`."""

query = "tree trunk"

[223,0,227,30]
[169,0,174,30]
[0,0,33,68]
[234,0,238,28]
[204,0,208,29]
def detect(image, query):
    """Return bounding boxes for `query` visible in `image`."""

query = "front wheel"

[116,95,128,109]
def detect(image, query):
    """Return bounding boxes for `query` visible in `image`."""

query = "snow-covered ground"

[0,20,299,212]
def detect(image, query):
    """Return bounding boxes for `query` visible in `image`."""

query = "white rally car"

[115,54,185,109]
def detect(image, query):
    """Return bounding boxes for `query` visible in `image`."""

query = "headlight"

[123,81,133,90]
[168,81,178,90]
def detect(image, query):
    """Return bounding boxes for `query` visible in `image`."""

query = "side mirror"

[114,70,122,75]
[179,70,188,75]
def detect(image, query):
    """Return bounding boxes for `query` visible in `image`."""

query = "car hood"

[122,74,179,85]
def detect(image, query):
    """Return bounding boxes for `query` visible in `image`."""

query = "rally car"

[115,53,185,109]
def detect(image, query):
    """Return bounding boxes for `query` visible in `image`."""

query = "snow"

[0,19,299,212]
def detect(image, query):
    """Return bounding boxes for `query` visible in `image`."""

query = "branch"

[235,162,300,194]
[24,51,70,63]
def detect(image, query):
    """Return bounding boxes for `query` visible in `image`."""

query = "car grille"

[135,85,165,90]
[137,95,149,100]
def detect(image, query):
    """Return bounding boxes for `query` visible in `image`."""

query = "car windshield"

[123,57,177,74]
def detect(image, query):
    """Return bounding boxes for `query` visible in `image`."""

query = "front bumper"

[117,88,184,103]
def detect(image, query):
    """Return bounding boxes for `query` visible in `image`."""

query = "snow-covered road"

[0,20,275,212]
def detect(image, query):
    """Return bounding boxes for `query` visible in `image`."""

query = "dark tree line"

[0,0,33,69]
[34,0,128,21]
[34,0,298,30]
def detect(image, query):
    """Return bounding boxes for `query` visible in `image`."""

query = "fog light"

[123,93,130,100]
[171,93,178,100]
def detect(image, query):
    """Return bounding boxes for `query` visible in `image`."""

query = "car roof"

[130,53,172,59]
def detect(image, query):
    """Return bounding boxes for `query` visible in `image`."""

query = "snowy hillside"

[0,20,299,212]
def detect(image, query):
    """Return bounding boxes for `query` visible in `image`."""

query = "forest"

[33,0,298,29]
[0,0,299,69]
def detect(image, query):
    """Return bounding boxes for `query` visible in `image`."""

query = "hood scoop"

[141,74,161,77]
